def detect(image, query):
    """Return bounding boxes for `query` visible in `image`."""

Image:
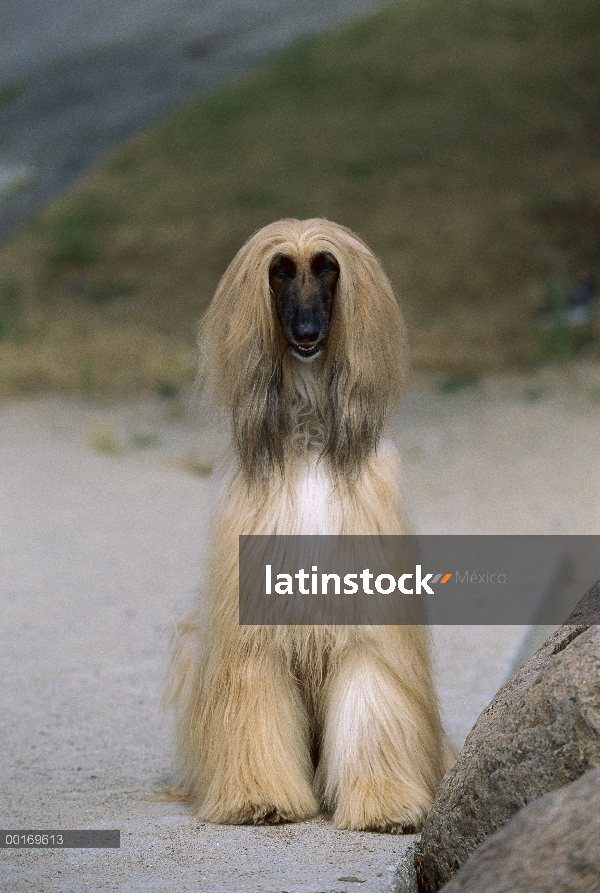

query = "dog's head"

[199,218,407,484]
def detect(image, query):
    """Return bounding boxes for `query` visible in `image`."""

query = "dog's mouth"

[291,340,322,359]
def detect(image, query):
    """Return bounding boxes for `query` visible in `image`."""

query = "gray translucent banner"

[0,830,120,848]
[238,536,600,625]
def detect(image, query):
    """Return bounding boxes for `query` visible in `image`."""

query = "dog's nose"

[292,317,321,344]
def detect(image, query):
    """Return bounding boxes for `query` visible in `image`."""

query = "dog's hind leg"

[189,640,319,825]
[316,629,446,833]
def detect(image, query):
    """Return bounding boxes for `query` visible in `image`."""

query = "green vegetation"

[88,428,121,455]
[439,373,480,395]
[130,432,160,449]
[0,0,599,394]
[0,279,22,339]
[46,198,108,273]
[0,79,27,107]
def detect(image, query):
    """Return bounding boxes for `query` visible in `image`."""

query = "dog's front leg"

[316,632,445,833]
[196,642,319,825]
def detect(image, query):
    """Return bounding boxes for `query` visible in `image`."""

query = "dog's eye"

[269,255,296,281]
[311,252,340,278]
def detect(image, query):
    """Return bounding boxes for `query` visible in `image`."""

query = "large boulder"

[416,580,600,892]
[438,768,600,893]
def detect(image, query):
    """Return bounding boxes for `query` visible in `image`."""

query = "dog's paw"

[203,790,319,826]
[332,810,424,834]
[233,804,300,825]
[330,782,430,834]
[213,801,317,826]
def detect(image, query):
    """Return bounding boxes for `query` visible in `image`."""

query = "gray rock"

[439,768,600,893]
[415,580,600,892]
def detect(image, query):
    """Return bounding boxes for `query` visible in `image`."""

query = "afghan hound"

[167,218,448,832]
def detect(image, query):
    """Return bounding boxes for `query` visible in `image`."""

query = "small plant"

[79,363,98,397]
[404,446,426,463]
[529,185,561,217]
[537,279,576,361]
[46,197,110,274]
[131,433,160,449]
[180,457,213,477]
[0,79,27,107]
[523,387,544,402]
[0,279,23,339]
[237,187,276,210]
[89,428,121,456]
[588,387,600,404]
[66,278,135,304]
[439,373,479,394]
[50,220,102,271]
[157,380,180,399]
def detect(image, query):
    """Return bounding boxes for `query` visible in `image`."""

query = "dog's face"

[269,251,340,360]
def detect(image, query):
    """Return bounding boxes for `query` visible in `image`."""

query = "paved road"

[0,0,394,246]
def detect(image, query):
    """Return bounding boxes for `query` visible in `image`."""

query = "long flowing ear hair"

[198,218,408,485]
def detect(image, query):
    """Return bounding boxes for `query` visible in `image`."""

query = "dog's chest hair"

[285,357,328,455]
[278,359,335,534]
[288,460,335,535]
[226,360,403,537]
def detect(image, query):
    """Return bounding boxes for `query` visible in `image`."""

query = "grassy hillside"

[1,0,599,394]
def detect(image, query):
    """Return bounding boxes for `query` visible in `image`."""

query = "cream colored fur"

[166,218,448,832]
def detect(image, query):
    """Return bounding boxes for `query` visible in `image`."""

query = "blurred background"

[1,11,599,886]
[0,0,598,397]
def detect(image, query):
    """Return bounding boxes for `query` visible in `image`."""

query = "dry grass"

[1,0,599,395]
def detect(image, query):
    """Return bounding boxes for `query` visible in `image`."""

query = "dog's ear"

[323,247,408,479]
[197,232,288,485]
[231,345,287,484]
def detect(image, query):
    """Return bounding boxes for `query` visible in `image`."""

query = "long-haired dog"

[167,218,447,832]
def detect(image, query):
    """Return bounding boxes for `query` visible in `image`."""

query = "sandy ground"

[1,363,600,892]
